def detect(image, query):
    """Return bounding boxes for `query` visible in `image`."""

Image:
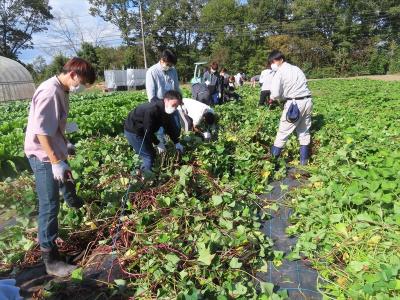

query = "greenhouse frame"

[0,56,36,103]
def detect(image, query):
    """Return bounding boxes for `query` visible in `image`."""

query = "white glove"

[0,279,22,300]
[175,143,184,153]
[218,93,222,99]
[67,141,76,155]
[51,161,70,182]
[202,132,211,141]
[157,142,166,154]
[205,80,210,86]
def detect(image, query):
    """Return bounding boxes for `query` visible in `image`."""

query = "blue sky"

[19,0,121,64]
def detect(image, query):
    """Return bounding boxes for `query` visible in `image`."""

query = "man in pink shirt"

[24,57,95,277]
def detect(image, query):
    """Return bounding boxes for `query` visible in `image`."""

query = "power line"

[35,38,126,50]
[37,13,394,45]
[51,8,396,23]
[30,13,397,50]
[152,13,396,31]
[49,8,397,29]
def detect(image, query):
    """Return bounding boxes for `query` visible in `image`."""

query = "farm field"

[0,79,399,299]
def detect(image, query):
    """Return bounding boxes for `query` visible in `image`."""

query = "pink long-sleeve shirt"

[24,76,69,162]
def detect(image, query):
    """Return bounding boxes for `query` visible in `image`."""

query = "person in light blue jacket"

[0,279,22,299]
[146,49,180,103]
[145,49,181,147]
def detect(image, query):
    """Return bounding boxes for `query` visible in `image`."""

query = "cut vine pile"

[0,79,399,299]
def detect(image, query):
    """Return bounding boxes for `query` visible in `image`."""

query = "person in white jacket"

[258,63,275,106]
[177,98,216,140]
[268,50,312,165]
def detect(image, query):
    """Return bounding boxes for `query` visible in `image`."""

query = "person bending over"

[124,90,184,173]
[177,98,217,141]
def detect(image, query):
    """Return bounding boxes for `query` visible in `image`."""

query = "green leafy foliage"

[289,79,400,298]
[1,80,399,298]
[0,92,145,178]
[0,87,281,298]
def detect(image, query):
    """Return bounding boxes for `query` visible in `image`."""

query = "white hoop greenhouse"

[0,56,36,102]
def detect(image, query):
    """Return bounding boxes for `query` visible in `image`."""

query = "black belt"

[285,95,312,100]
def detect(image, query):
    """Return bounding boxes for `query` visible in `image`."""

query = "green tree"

[123,46,137,68]
[388,42,400,73]
[95,46,144,76]
[89,0,400,79]
[88,0,145,46]
[200,0,254,74]
[144,0,207,81]
[77,42,99,69]
[0,0,53,59]
[31,55,47,74]
[44,54,68,78]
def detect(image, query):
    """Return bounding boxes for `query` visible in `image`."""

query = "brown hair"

[210,62,219,71]
[62,57,96,85]
[228,75,235,82]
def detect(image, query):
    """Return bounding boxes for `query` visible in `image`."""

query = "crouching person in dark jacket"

[124,90,184,173]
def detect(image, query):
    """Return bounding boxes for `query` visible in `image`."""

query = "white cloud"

[19,0,122,64]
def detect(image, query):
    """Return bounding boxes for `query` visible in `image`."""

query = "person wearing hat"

[268,50,313,165]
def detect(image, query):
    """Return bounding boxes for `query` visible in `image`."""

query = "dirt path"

[347,74,400,81]
[309,73,400,82]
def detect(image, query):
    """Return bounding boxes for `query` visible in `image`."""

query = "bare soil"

[309,73,400,82]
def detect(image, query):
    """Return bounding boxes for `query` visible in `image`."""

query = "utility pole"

[138,0,147,69]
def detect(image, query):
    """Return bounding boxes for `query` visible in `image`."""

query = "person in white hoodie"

[258,63,275,106]
[177,98,216,141]
[268,50,313,165]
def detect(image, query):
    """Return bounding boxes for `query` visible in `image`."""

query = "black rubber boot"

[42,247,77,277]
[271,145,283,171]
[271,145,282,159]
[300,145,310,165]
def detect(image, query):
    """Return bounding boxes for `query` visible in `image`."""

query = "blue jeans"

[28,156,74,250]
[124,130,156,172]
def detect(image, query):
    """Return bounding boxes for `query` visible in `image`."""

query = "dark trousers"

[208,85,220,105]
[124,130,156,172]
[211,93,220,105]
[225,91,240,102]
[259,90,271,105]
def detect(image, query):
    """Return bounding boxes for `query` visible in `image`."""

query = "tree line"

[2,0,400,83]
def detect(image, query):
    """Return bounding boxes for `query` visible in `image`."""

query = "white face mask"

[211,69,216,73]
[161,62,172,72]
[70,84,85,93]
[165,105,177,114]
[271,63,279,71]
